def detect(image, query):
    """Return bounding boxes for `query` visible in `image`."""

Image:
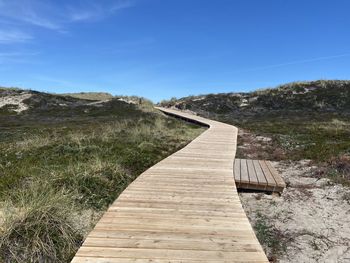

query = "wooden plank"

[265,161,286,190]
[72,257,269,263]
[253,160,267,185]
[234,158,241,188]
[93,223,254,234]
[88,229,261,242]
[112,201,244,211]
[75,247,267,261]
[82,237,262,252]
[253,160,267,190]
[247,159,258,186]
[106,207,247,218]
[259,160,277,188]
[71,107,269,263]
[97,217,252,228]
[122,189,238,198]
[240,158,250,189]
[101,212,248,221]
[118,195,240,204]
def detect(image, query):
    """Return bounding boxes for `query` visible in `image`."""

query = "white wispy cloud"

[111,0,135,12]
[0,29,33,44]
[69,10,96,22]
[19,12,61,30]
[0,51,39,64]
[0,0,135,34]
[0,0,61,30]
[232,53,350,73]
[67,0,135,23]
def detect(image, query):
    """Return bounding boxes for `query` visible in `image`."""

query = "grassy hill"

[0,88,204,262]
[61,92,114,101]
[160,80,350,115]
[160,80,350,184]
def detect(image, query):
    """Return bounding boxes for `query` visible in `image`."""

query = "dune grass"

[0,100,204,262]
[0,182,82,262]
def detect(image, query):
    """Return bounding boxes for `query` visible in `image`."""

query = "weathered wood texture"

[234,159,286,193]
[71,107,268,263]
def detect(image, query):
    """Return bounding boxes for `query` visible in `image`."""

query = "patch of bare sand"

[240,160,350,262]
[70,209,104,237]
[0,92,32,113]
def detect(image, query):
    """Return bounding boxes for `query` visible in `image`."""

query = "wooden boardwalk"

[71,107,269,262]
[234,159,286,193]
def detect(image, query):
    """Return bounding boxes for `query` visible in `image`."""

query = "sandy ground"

[240,159,350,262]
[0,92,32,112]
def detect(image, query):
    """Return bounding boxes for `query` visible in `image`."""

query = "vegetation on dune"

[160,80,350,184]
[1,183,82,262]
[160,80,350,114]
[0,88,204,262]
[60,92,114,101]
[254,212,286,260]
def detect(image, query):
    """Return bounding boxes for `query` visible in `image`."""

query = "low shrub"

[254,212,286,260]
[316,154,350,185]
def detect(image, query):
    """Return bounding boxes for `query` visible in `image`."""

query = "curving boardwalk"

[71,107,269,262]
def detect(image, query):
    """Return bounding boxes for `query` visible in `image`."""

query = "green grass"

[254,212,286,261]
[0,93,204,262]
[233,113,350,162]
[0,182,82,262]
[60,92,113,101]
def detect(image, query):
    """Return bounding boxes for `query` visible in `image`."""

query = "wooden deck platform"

[234,159,286,193]
[71,107,268,263]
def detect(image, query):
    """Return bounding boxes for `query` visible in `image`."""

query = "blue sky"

[0,0,350,102]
